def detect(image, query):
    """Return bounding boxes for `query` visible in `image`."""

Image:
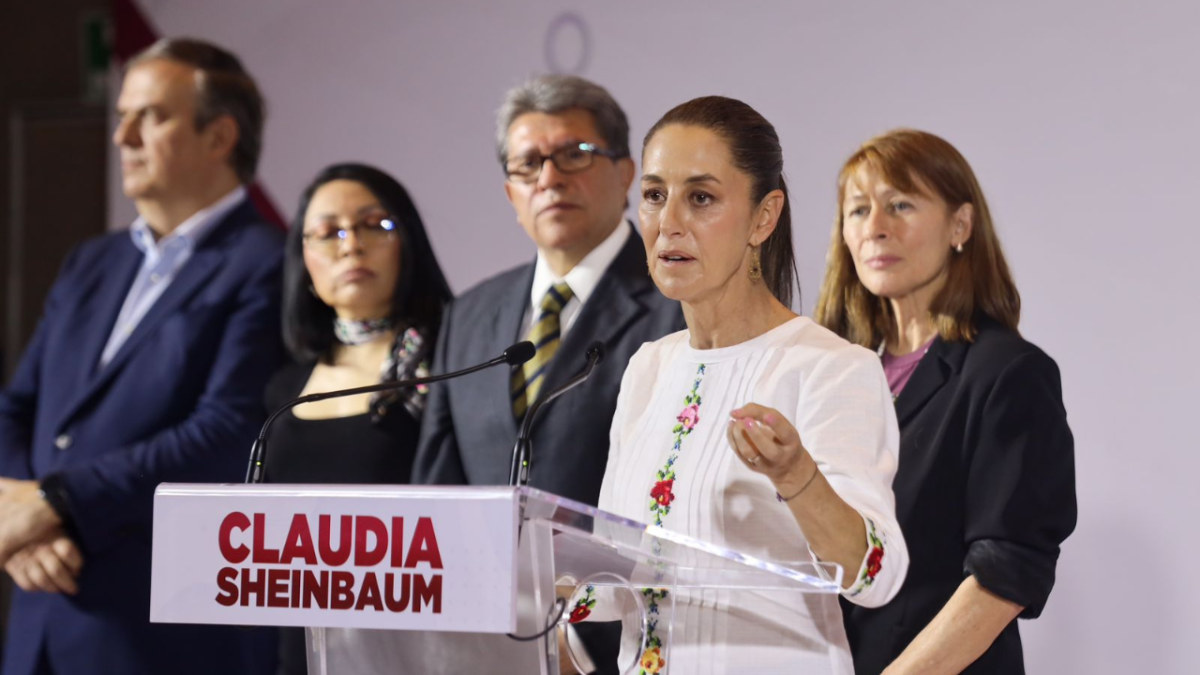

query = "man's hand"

[6,535,84,595]
[0,478,63,565]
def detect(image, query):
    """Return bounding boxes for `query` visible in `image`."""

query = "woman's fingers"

[733,404,804,452]
[757,409,801,448]
[728,403,813,482]
[733,404,800,445]
[731,415,790,466]
[729,403,773,422]
[726,419,764,469]
[729,415,791,471]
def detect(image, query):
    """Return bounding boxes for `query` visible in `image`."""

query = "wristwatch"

[37,473,78,537]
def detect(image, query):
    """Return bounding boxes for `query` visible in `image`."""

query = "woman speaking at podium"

[264,163,453,675]
[591,97,908,675]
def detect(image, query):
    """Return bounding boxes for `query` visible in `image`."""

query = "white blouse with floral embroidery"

[593,316,908,675]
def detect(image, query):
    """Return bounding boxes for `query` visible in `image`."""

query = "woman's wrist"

[771,453,820,501]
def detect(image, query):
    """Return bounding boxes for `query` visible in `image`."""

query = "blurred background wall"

[2,0,108,379]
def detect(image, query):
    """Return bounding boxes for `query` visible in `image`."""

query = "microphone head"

[585,341,606,365]
[504,341,537,366]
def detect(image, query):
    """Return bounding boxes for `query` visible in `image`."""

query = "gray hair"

[130,38,265,184]
[495,74,630,164]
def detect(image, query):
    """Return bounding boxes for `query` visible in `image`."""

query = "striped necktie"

[512,281,574,419]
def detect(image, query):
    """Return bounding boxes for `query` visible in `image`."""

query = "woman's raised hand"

[726,404,816,492]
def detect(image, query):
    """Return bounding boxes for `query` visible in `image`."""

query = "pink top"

[881,338,935,398]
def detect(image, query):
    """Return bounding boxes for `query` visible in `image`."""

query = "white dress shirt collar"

[129,185,248,260]
[98,186,249,368]
[529,219,631,311]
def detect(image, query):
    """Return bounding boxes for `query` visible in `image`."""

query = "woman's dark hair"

[283,163,453,362]
[643,96,798,308]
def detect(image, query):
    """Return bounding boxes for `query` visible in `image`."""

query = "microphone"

[246,340,536,484]
[509,341,606,487]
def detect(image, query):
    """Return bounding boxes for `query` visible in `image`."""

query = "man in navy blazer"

[0,39,281,675]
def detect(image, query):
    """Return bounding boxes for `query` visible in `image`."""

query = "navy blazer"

[841,318,1077,675]
[0,199,284,675]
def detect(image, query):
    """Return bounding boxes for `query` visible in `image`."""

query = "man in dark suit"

[412,75,683,673]
[0,38,281,675]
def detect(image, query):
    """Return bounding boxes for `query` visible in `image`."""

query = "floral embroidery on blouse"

[571,365,708,673]
[639,588,669,674]
[633,365,706,674]
[648,364,706,526]
[846,518,886,597]
[568,585,596,624]
[640,646,666,674]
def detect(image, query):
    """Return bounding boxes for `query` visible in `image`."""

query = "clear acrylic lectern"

[150,484,843,675]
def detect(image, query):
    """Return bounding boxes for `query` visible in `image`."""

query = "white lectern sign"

[150,484,519,633]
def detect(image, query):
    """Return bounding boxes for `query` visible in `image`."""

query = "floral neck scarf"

[370,326,431,424]
[333,316,395,346]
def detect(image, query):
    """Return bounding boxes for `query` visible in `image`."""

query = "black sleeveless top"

[264,361,422,675]
[263,361,420,485]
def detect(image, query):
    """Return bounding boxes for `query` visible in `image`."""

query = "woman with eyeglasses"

[265,163,452,675]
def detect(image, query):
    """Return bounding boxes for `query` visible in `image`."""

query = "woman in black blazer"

[815,129,1077,674]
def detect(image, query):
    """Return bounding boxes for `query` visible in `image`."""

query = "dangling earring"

[955,243,964,254]
[308,284,318,297]
[748,247,763,283]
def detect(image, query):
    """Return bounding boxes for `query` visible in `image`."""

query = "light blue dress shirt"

[98,186,248,368]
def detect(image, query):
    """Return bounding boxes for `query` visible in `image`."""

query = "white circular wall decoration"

[543,12,590,74]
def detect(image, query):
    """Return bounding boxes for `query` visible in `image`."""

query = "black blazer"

[842,317,1077,675]
[413,224,684,503]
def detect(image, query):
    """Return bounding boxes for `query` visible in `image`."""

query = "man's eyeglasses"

[302,213,398,256]
[504,142,624,184]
